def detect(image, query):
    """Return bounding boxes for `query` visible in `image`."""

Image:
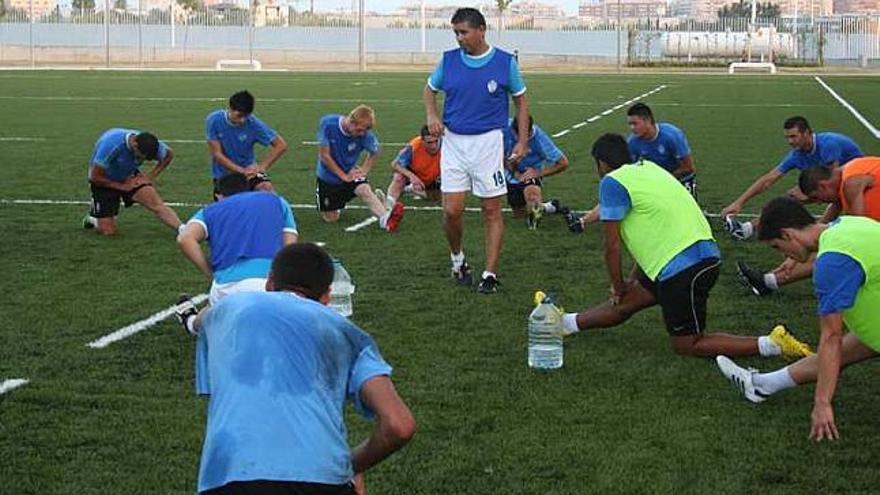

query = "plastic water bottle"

[528,291,563,370]
[329,258,355,317]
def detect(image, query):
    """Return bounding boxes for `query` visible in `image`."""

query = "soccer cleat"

[565,211,584,234]
[175,294,199,337]
[82,214,94,230]
[477,274,500,294]
[769,324,814,360]
[385,202,405,232]
[724,215,750,241]
[715,356,767,404]
[526,205,543,230]
[547,199,562,214]
[452,261,473,287]
[736,261,774,296]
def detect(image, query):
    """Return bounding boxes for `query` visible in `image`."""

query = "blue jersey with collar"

[428,46,526,135]
[502,123,565,184]
[627,122,691,176]
[196,291,392,492]
[205,109,278,179]
[776,132,863,174]
[598,175,720,281]
[188,191,297,283]
[88,128,170,182]
[315,114,380,186]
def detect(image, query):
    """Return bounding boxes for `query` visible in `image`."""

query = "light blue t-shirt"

[776,132,863,174]
[627,122,691,178]
[427,46,526,135]
[88,128,170,182]
[205,109,278,179]
[315,114,380,186]
[189,192,297,284]
[195,291,392,492]
[502,123,565,184]
[599,175,720,281]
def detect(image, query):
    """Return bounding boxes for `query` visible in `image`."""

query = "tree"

[114,0,125,10]
[176,0,202,11]
[72,0,96,12]
[495,0,513,33]
[718,0,781,18]
[0,0,6,19]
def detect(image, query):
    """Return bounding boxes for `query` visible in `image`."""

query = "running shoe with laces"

[477,274,500,294]
[385,202,405,232]
[452,261,473,287]
[175,294,199,336]
[769,324,814,360]
[715,356,767,404]
[724,215,750,241]
[736,261,774,296]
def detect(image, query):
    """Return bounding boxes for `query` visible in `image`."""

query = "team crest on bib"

[238,133,248,142]
[658,145,666,154]
[348,143,357,152]
[487,80,498,94]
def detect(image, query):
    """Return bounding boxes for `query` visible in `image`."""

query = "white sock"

[450,251,465,270]
[562,313,580,334]
[741,221,755,239]
[753,366,797,395]
[85,216,98,227]
[764,273,779,290]
[385,195,396,210]
[757,335,782,357]
[481,270,496,280]
[378,211,389,229]
[543,201,557,214]
[177,224,187,236]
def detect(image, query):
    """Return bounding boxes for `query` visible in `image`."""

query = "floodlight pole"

[420,0,426,53]
[616,0,621,72]
[104,0,110,67]
[171,2,176,48]
[28,0,34,68]
[138,0,143,67]
[358,0,365,71]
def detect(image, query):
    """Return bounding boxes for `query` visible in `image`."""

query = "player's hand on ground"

[720,203,741,218]
[426,116,443,137]
[810,402,839,441]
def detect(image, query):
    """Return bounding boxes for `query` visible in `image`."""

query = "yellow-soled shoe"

[770,325,814,360]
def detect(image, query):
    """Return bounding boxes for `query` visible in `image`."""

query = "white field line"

[551,84,667,138]
[300,140,408,147]
[0,379,29,395]
[814,76,880,139]
[345,216,379,232]
[0,196,753,218]
[0,137,46,142]
[87,293,208,349]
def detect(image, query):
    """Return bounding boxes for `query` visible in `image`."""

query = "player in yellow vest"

[556,134,813,360]
[717,197,880,440]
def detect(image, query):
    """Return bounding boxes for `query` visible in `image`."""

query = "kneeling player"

[504,115,569,229]
[82,128,182,236]
[315,105,404,232]
[382,126,442,208]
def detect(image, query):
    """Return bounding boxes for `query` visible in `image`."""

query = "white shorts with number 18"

[440,128,507,198]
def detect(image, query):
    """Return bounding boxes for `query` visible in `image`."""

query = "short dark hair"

[798,165,833,195]
[510,114,534,138]
[229,90,255,114]
[217,173,249,197]
[451,7,486,29]
[783,116,811,133]
[591,133,631,170]
[627,102,654,124]
[757,197,817,241]
[420,125,432,139]
[134,132,160,160]
[270,243,334,301]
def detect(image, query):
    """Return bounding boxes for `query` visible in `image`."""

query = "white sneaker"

[715,356,766,404]
[724,215,750,241]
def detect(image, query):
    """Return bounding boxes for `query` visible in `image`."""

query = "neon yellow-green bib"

[607,161,713,281]
[817,215,880,351]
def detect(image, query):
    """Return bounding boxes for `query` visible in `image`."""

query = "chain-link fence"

[0,5,877,69]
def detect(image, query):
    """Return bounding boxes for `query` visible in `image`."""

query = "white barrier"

[215,59,262,71]
[728,62,777,74]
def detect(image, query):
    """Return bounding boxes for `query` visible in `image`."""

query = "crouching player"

[381,126,442,209]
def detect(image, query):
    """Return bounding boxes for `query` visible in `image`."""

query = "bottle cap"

[533,291,545,305]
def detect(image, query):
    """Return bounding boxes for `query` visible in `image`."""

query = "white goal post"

[215,59,263,71]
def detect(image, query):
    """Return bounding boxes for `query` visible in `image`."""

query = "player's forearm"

[672,156,695,178]
[423,86,440,122]
[213,153,247,175]
[513,94,529,149]
[359,156,378,175]
[89,168,127,191]
[735,174,777,207]
[603,237,624,289]
[319,149,349,180]
[351,418,413,475]
[818,202,841,223]
[177,236,212,278]
[258,137,288,171]
[541,157,569,178]
[814,317,843,407]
